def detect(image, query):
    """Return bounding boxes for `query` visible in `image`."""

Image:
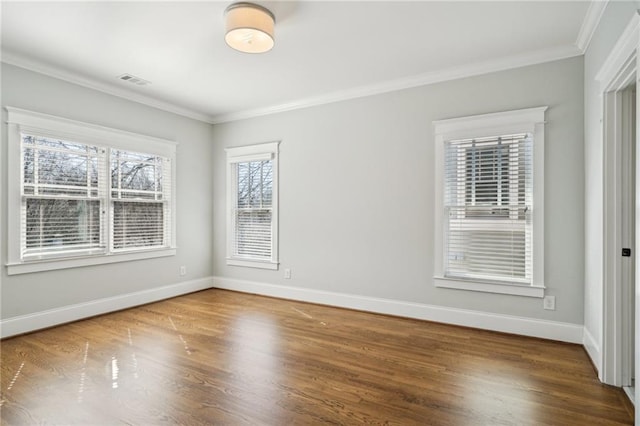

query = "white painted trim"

[575,1,609,53]
[583,326,603,379]
[596,11,640,89]
[5,107,178,272]
[7,248,177,276]
[434,276,544,298]
[432,107,547,295]
[226,258,279,270]
[598,12,640,388]
[0,277,214,339]
[212,276,583,343]
[6,106,178,155]
[433,106,547,140]
[1,51,214,124]
[225,141,280,158]
[212,45,580,124]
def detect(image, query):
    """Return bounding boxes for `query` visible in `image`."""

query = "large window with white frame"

[6,107,177,275]
[433,107,546,298]
[226,142,279,270]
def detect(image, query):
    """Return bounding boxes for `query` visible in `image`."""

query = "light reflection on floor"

[111,356,119,389]
[77,341,89,402]
[461,363,536,423]
[1,361,25,407]
[127,328,139,379]
[229,313,282,419]
[6,361,25,391]
[168,316,193,355]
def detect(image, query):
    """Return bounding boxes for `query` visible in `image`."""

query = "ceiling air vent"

[117,73,150,86]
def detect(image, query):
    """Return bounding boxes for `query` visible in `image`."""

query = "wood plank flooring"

[0,289,633,425]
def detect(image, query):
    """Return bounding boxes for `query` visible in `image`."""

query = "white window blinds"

[233,159,273,260]
[19,134,172,260]
[8,107,177,274]
[444,133,533,284]
[226,142,279,270]
[21,135,106,258]
[110,150,171,250]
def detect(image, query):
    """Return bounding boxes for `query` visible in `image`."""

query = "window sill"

[226,258,279,270]
[434,276,545,298]
[7,248,176,275]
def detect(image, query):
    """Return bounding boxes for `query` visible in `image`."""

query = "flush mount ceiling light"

[224,2,275,54]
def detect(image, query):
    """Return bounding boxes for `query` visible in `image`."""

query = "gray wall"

[1,63,214,319]
[212,56,585,324]
[583,1,640,364]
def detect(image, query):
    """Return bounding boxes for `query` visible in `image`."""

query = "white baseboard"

[212,276,584,344]
[2,275,585,345]
[582,327,602,379]
[0,276,214,338]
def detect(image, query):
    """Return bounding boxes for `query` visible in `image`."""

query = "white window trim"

[225,142,280,270]
[432,107,547,298]
[6,107,178,275]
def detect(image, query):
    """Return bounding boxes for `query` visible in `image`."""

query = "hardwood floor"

[0,289,633,425]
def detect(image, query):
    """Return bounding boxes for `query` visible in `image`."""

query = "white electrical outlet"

[180,266,186,276]
[284,269,291,279]
[543,295,556,310]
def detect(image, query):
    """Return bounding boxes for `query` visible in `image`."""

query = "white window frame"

[225,142,280,270]
[433,107,547,298]
[6,107,177,275]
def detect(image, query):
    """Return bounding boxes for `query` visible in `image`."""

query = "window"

[433,107,546,297]
[22,136,104,258]
[110,150,171,250]
[226,142,279,270]
[7,107,177,275]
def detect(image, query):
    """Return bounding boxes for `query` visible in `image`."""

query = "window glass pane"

[113,201,164,249]
[38,149,88,190]
[237,162,250,208]
[25,199,101,254]
[23,147,34,186]
[262,161,273,207]
[444,133,532,283]
[236,160,272,208]
[36,137,88,153]
[465,144,510,205]
[111,150,163,200]
[22,135,99,197]
[226,143,278,268]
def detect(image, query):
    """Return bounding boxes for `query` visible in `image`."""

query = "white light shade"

[225,3,275,54]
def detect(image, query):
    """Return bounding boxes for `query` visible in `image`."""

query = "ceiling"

[1,1,598,124]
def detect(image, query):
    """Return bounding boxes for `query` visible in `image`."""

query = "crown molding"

[1,49,215,124]
[2,42,582,127]
[575,1,609,53]
[211,44,582,123]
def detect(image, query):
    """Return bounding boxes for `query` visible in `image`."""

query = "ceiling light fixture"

[224,2,275,54]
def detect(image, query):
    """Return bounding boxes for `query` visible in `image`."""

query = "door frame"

[599,12,639,410]
[620,85,635,390]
